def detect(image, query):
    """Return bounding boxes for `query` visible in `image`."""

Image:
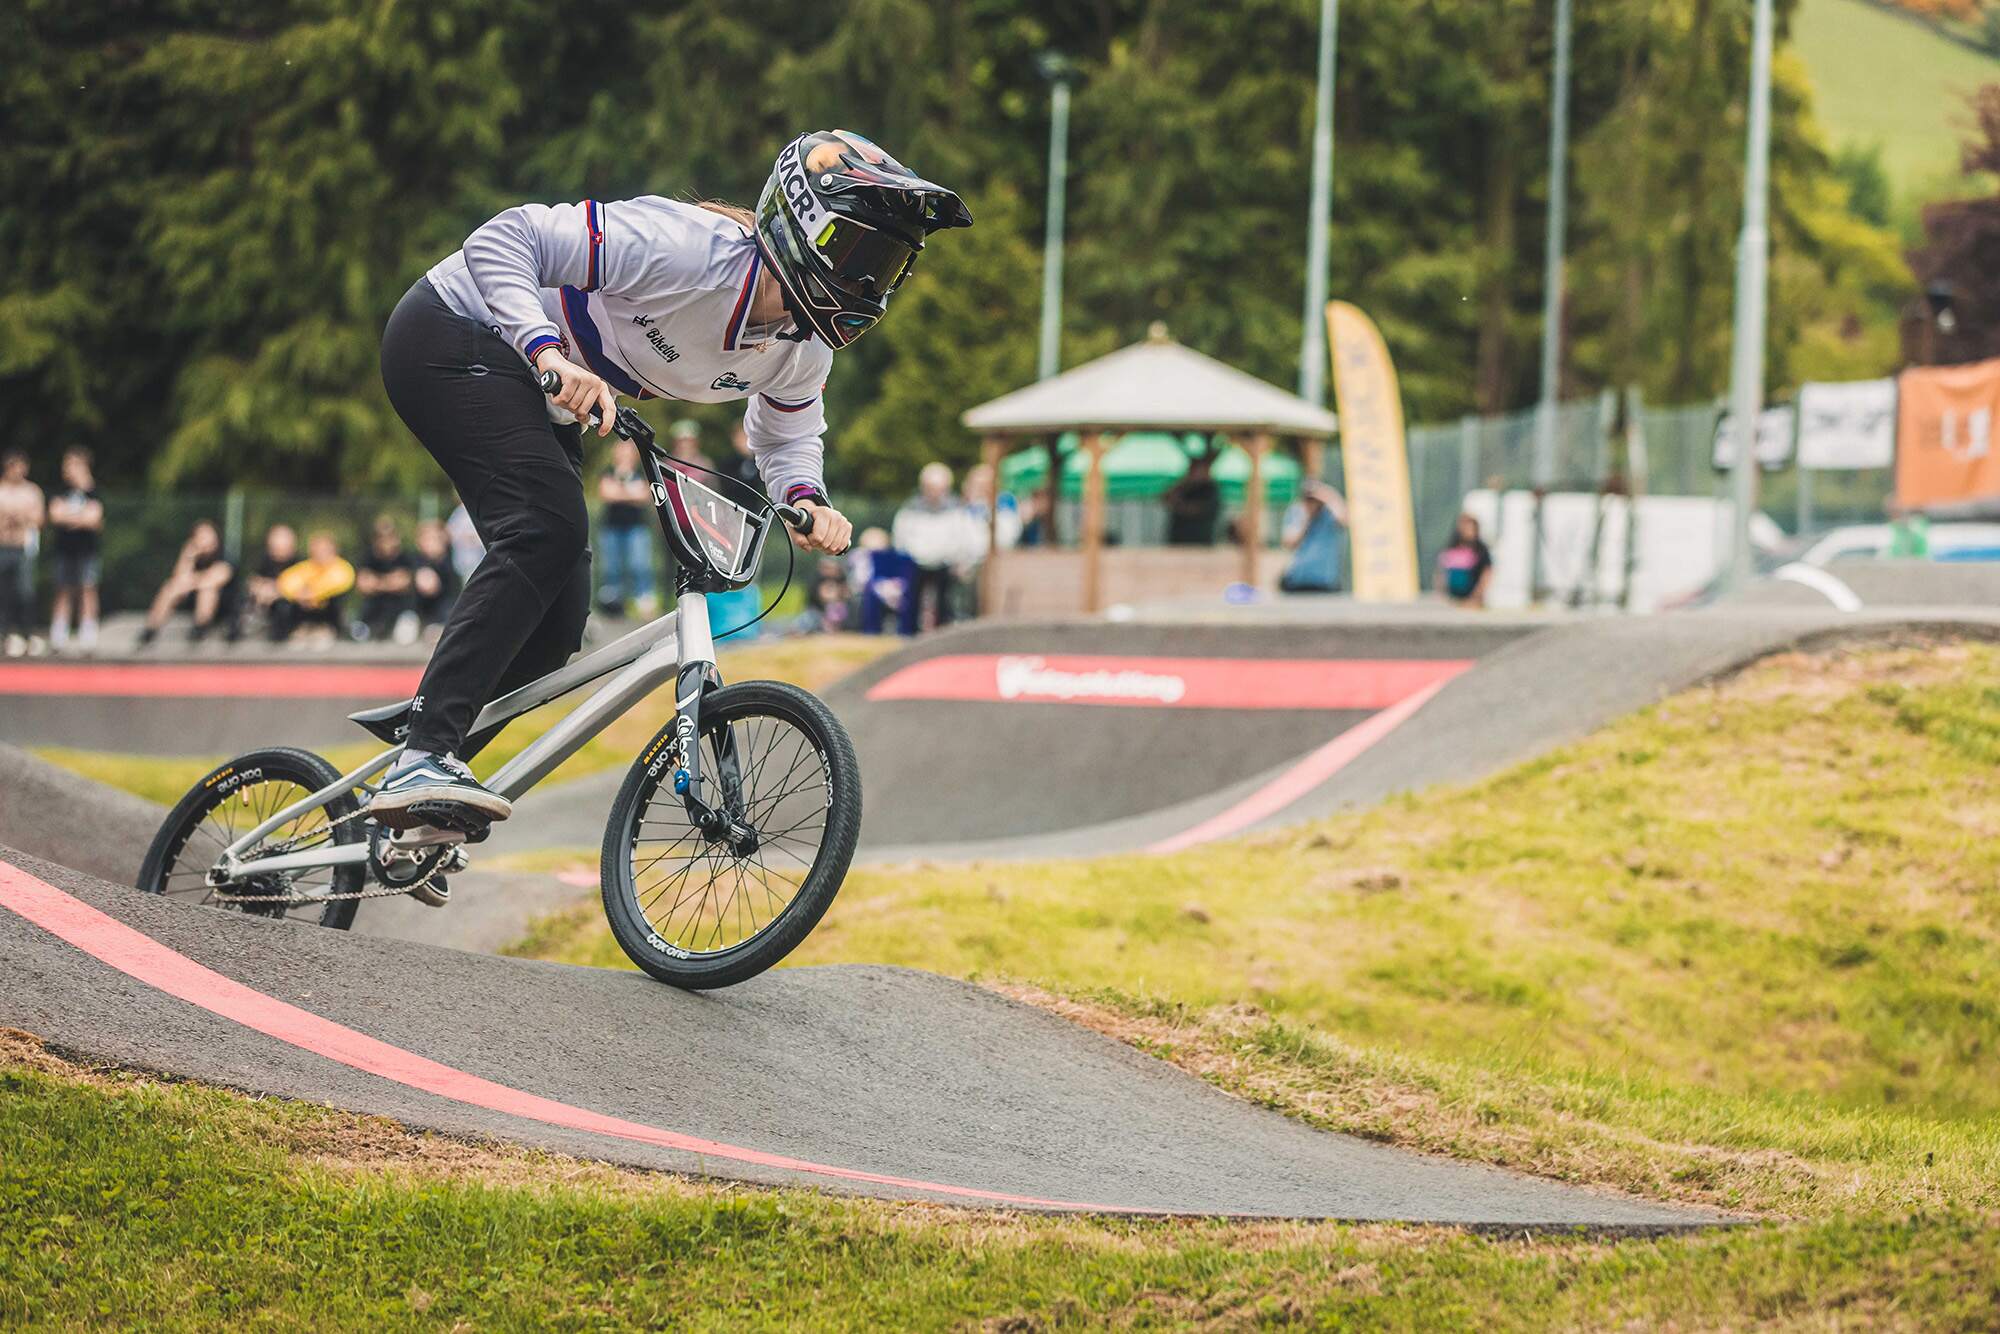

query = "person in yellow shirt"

[276,530,356,649]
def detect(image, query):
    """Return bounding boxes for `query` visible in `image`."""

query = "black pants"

[380,278,591,759]
[0,547,30,638]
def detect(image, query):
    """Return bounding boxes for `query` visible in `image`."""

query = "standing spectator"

[1436,512,1494,608]
[354,515,418,643]
[245,523,301,643]
[0,451,45,657]
[445,501,484,583]
[719,421,763,493]
[137,519,235,648]
[596,437,656,618]
[1278,481,1349,594]
[47,448,103,654]
[277,530,355,649]
[1162,449,1221,546]
[892,462,984,629]
[961,462,1021,550]
[412,519,461,632]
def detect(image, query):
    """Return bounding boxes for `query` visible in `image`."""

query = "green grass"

[1795,0,2000,208]
[7,1040,2000,1330]
[15,640,2000,1324]
[518,642,2000,1225]
[34,635,896,809]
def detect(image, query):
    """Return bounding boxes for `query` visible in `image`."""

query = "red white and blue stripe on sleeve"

[523,333,564,366]
[760,392,818,413]
[582,200,605,292]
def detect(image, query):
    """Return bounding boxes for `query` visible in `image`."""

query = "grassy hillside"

[12,641,2000,1324]
[1795,0,1999,207]
[7,1032,2000,1329]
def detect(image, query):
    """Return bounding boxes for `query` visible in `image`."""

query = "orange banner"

[1896,357,2000,506]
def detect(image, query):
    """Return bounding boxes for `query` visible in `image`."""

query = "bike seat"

[348,698,414,744]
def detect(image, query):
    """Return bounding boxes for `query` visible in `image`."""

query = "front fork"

[671,592,759,857]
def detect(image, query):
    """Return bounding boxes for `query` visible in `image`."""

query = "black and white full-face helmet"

[756,130,973,348]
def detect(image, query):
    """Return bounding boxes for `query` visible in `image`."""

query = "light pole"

[1297,0,1340,405]
[1036,54,1073,382]
[1725,0,1776,589]
[1531,0,1574,487]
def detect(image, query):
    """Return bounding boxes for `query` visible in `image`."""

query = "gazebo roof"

[963,323,1338,437]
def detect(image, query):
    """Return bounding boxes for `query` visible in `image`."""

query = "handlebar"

[538,368,812,536]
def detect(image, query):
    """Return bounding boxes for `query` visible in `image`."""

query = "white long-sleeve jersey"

[426,197,834,503]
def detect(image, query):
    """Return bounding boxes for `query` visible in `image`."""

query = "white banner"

[1797,378,1896,471]
[1712,404,1796,471]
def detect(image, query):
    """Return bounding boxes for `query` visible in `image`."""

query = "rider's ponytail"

[694,199,756,233]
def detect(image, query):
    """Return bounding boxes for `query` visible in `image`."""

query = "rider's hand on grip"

[533,351,617,436]
[788,500,852,555]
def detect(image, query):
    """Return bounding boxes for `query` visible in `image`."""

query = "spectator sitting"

[1279,481,1349,594]
[445,502,484,583]
[47,447,103,654]
[596,437,656,618]
[668,418,710,471]
[891,462,985,630]
[353,516,418,644]
[797,556,853,634]
[277,530,355,649]
[0,450,45,657]
[137,519,236,648]
[245,523,301,643]
[1435,512,1494,608]
[1161,449,1221,546]
[851,527,918,636]
[412,519,461,633]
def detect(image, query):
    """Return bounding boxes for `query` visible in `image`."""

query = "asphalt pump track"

[5,597,1996,1221]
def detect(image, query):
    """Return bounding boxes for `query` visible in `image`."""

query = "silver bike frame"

[216,597,715,880]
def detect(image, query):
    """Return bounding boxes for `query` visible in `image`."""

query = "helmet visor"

[812,214,916,297]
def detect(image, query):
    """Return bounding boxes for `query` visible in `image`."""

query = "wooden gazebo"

[963,323,1338,616]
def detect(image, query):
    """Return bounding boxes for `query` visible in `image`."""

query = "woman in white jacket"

[369,130,971,832]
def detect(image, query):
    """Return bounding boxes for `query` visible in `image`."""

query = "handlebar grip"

[776,503,815,536]
[539,368,608,430]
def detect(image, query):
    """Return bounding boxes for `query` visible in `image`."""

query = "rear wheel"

[601,680,861,989]
[137,747,365,930]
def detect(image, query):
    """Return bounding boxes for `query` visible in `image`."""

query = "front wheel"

[601,680,861,989]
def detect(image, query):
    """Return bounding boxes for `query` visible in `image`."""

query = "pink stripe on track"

[0,663,422,699]
[1146,679,1452,854]
[0,861,1136,1212]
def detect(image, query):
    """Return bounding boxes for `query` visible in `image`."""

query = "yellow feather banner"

[1326,301,1419,601]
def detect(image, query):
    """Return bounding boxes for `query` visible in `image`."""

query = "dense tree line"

[2,0,1908,497]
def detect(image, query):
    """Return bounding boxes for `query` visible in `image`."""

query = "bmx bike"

[136,376,861,989]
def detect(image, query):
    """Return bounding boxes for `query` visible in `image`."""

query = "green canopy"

[999,432,1299,504]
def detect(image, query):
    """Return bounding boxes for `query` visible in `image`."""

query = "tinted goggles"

[812,215,916,297]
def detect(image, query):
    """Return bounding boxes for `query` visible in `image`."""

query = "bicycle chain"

[209,803,452,908]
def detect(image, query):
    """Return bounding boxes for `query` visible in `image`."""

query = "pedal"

[408,876,451,909]
[391,824,467,851]
[404,800,494,839]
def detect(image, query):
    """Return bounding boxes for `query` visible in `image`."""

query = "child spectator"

[0,451,45,657]
[851,527,918,636]
[277,530,355,649]
[137,519,235,648]
[798,556,853,634]
[596,437,656,618]
[412,519,460,632]
[353,515,418,643]
[47,448,103,653]
[1435,512,1494,608]
[245,524,301,643]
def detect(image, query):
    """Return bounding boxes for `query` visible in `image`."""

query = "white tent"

[963,323,1338,437]
[961,324,1337,614]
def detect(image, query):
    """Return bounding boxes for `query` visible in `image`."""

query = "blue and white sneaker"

[368,750,512,832]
